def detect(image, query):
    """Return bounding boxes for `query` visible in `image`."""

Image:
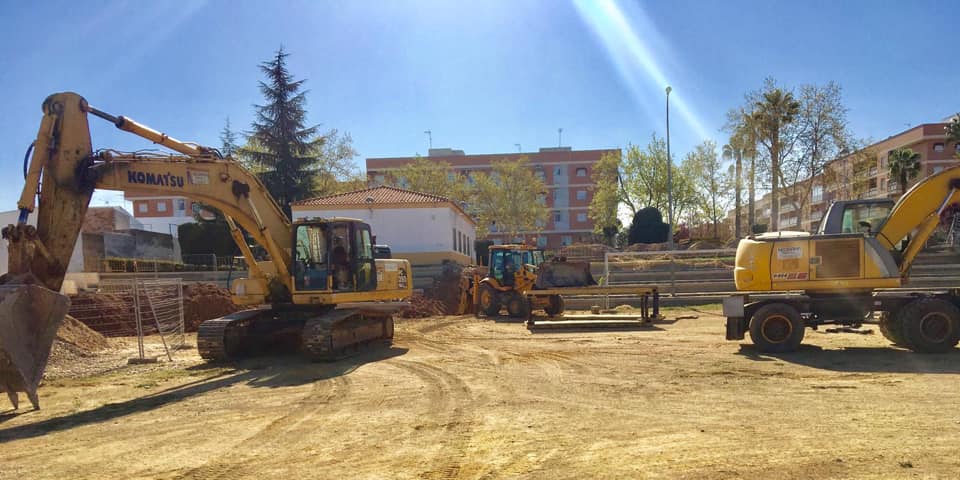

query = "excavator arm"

[873,165,960,275]
[7,92,295,298]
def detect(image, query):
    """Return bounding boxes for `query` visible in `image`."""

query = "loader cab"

[817,199,895,235]
[488,245,544,286]
[293,218,377,293]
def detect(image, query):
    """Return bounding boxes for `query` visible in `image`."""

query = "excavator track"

[197,309,272,361]
[301,309,395,361]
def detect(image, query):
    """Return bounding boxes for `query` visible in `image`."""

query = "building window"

[537,193,547,205]
[576,190,587,201]
[138,203,148,213]
[453,229,457,251]
[157,202,167,213]
[176,199,186,211]
[811,185,823,203]
[554,212,563,223]
[537,237,547,248]
[552,189,560,200]
[575,167,587,177]
[554,167,563,176]
[577,212,587,222]
[561,235,573,246]
[534,168,546,181]
[373,174,385,185]
[934,143,944,153]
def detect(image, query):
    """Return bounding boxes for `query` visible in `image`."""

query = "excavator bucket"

[535,261,597,289]
[0,284,70,410]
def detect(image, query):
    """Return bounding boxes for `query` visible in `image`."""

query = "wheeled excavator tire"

[506,293,531,319]
[877,311,907,346]
[897,298,960,353]
[748,303,805,353]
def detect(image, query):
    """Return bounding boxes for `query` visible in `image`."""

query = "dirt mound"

[623,242,670,252]
[47,315,111,368]
[687,239,726,250]
[183,283,240,331]
[400,294,446,318]
[68,292,137,336]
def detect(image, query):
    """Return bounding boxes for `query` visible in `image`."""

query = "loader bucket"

[535,261,597,289]
[0,284,70,410]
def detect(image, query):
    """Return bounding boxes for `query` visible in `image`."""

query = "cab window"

[840,204,893,234]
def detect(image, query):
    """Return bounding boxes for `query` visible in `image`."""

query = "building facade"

[291,186,477,266]
[727,119,958,235]
[124,194,198,237]
[366,147,619,249]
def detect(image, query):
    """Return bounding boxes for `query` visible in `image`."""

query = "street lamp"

[558,128,563,147]
[515,143,522,153]
[665,86,673,249]
[424,130,432,150]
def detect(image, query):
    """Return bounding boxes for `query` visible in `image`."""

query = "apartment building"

[728,119,957,235]
[124,194,198,237]
[366,147,619,249]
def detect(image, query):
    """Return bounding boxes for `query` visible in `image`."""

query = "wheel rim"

[480,289,494,309]
[760,315,793,344]
[919,312,952,343]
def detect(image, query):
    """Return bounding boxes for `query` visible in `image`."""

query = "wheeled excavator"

[725,165,960,353]
[0,92,412,409]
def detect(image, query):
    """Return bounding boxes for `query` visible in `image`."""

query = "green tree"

[243,47,322,217]
[312,129,361,197]
[620,134,697,228]
[750,79,801,231]
[947,114,960,159]
[686,140,730,239]
[724,109,760,233]
[472,158,549,238]
[389,155,471,204]
[780,82,851,224]
[220,117,239,158]
[588,151,623,245]
[888,147,921,194]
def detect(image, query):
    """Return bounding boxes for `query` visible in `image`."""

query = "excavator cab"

[293,219,377,293]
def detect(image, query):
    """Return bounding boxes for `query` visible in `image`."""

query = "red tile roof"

[291,185,453,208]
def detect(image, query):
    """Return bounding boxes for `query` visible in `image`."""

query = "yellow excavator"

[0,92,412,409]
[724,165,960,353]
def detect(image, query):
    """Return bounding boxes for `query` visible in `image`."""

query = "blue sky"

[0,0,956,210]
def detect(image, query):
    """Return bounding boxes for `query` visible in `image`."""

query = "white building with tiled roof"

[291,186,476,265]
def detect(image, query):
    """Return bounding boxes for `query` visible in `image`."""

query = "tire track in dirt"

[387,359,475,479]
[175,374,352,480]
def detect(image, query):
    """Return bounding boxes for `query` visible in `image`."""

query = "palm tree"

[723,124,753,239]
[752,87,800,231]
[947,114,960,160]
[888,147,921,194]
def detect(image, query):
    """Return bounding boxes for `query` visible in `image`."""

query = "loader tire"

[878,311,907,346]
[479,284,501,317]
[543,295,564,317]
[506,293,531,319]
[749,303,805,353]
[898,298,960,353]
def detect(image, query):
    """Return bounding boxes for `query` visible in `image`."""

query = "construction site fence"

[100,255,246,273]
[68,278,186,361]
[603,249,737,297]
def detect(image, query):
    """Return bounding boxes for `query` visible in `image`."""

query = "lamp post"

[424,130,432,150]
[665,86,673,249]
[558,128,563,147]
[515,143,522,153]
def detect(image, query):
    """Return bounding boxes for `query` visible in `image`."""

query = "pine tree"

[219,117,239,158]
[244,47,321,217]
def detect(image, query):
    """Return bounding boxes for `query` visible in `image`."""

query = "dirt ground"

[2,306,960,479]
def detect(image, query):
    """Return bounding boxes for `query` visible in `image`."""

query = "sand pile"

[182,283,240,331]
[68,292,137,336]
[47,315,111,368]
[399,294,446,318]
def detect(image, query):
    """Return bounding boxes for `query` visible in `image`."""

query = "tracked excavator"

[724,165,960,353]
[0,92,412,409]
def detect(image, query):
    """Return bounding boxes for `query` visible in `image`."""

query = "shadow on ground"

[0,345,407,442]
[737,344,960,374]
